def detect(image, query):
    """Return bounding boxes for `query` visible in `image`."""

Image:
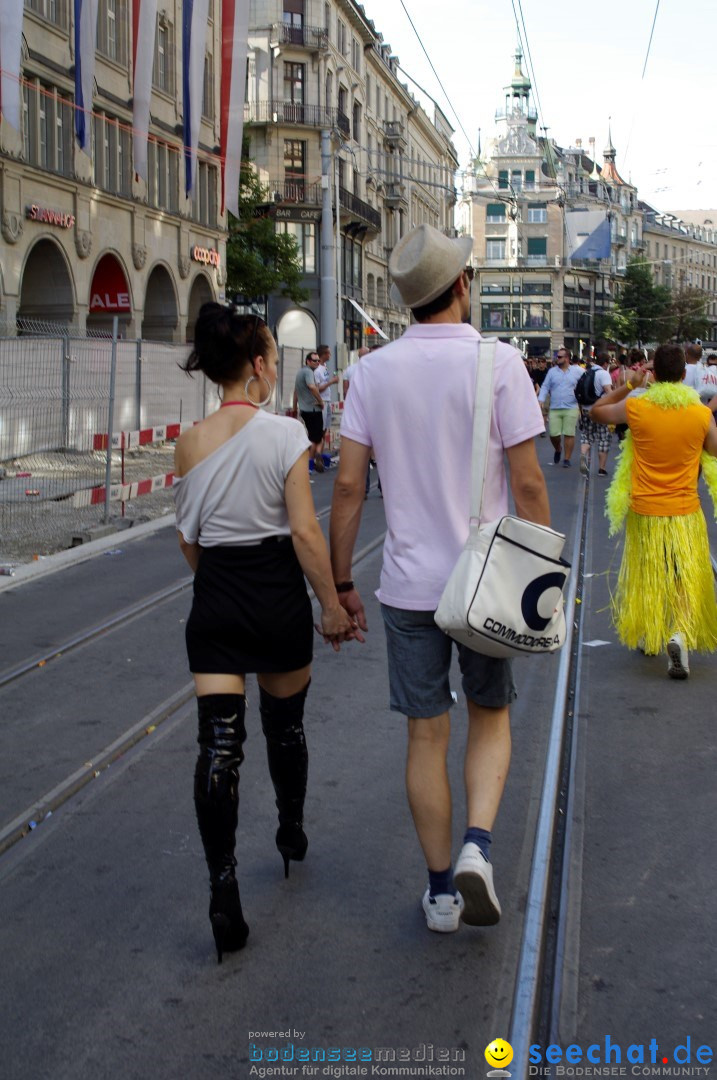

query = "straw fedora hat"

[389,224,474,308]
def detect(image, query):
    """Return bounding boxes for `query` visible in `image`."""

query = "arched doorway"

[142,264,178,341]
[19,238,75,327]
[87,253,132,335]
[186,274,214,342]
[276,308,317,349]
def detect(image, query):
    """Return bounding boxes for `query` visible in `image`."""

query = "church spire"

[601,119,626,185]
[500,44,536,135]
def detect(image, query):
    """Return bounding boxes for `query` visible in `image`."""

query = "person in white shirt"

[343,346,369,399]
[579,353,615,476]
[682,342,703,389]
[314,343,339,460]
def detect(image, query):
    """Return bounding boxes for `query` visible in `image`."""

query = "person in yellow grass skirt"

[590,343,717,679]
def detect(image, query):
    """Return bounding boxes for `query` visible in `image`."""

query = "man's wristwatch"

[335,581,354,593]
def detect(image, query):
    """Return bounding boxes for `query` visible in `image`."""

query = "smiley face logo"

[485,1039,514,1070]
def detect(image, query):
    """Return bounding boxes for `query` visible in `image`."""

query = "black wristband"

[335,581,354,593]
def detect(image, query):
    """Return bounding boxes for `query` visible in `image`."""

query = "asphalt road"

[0,448,715,1079]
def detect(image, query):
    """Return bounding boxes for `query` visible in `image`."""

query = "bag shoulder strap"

[470,338,497,523]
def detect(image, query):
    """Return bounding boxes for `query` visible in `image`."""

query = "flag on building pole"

[183,0,210,197]
[0,0,24,131]
[565,208,612,261]
[132,0,158,180]
[220,0,249,218]
[74,0,99,149]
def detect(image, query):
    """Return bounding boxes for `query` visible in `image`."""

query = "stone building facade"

[458,49,645,357]
[0,0,226,339]
[643,208,717,342]
[244,0,459,352]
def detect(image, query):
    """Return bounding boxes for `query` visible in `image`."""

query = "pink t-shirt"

[340,323,545,609]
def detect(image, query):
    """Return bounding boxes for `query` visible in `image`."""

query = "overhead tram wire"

[384,28,510,210]
[510,0,560,195]
[623,0,662,168]
[396,0,476,159]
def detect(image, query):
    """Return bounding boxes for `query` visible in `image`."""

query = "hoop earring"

[244,374,273,408]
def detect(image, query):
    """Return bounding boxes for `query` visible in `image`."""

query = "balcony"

[614,230,627,246]
[338,187,382,232]
[245,101,350,135]
[495,105,538,122]
[383,120,407,149]
[270,23,329,50]
[383,182,408,210]
[268,179,321,205]
[336,110,350,137]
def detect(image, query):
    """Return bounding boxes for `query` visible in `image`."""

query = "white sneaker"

[421,888,464,933]
[454,843,502,925]
[667,634,689,679]
[579,455,589,476]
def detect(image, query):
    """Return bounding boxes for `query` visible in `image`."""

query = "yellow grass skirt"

[613,509,717,654]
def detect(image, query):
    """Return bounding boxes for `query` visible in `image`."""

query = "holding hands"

[316,597,366,652]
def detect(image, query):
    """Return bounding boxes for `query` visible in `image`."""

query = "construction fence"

[0,321,317,564]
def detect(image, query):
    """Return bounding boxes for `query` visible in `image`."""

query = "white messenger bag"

[434,341,570,660]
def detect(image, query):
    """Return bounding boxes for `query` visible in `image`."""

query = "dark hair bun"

[182,303,271,383]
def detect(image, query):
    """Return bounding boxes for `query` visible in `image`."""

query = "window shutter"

[527,237,547,255]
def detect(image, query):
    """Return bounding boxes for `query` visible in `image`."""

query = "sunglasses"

[248,315,265,360]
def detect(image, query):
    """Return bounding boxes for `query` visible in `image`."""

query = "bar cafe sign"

[26,203,75,229]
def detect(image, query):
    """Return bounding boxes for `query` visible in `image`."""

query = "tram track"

[0,527,386,859]
[0,503,337,692]
[504,472,717,1061]
[3,473,712,994]
[508,474,590,1068]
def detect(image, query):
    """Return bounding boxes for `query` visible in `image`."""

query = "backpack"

[574,367,600,407]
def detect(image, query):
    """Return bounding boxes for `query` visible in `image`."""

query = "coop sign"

[191,245,221,268]
[26,203,75,229]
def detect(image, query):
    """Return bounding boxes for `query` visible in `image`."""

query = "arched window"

[366,273,375,305]
[377,276,386,306]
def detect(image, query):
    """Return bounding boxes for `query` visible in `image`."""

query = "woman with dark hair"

[173,303,358,963]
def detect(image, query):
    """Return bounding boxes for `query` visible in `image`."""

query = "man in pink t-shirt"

[329,224,550,934]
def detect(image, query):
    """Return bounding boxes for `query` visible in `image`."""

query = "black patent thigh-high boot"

[194,694,249,963]
[259,683,310,878]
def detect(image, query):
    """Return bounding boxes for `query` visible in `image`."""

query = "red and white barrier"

[72,471,175,508]
[92,422,193,451]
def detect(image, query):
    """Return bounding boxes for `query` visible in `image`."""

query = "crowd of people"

[172,223,717,964]
[525,342,717,477]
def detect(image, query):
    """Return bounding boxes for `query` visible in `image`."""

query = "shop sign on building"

[275,207,321,223]
[89,254,132,312]
[25,204,75,229]
[191,245,221,268]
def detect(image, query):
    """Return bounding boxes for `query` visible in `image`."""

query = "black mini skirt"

[185,537,314,674]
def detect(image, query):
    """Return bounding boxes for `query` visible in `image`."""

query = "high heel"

[276,823,308,878]
[259,683,310,880]
[194,694,249,961]
[209,880,249,963]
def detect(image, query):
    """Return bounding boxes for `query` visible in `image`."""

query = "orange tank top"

[625,395,711,516]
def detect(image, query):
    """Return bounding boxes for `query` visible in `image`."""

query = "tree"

[225,160,309,305]
[663,286,711,343]
[596,305,638,346]
[618,256,671,343]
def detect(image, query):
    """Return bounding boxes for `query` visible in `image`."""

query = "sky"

[360,0,715,213]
